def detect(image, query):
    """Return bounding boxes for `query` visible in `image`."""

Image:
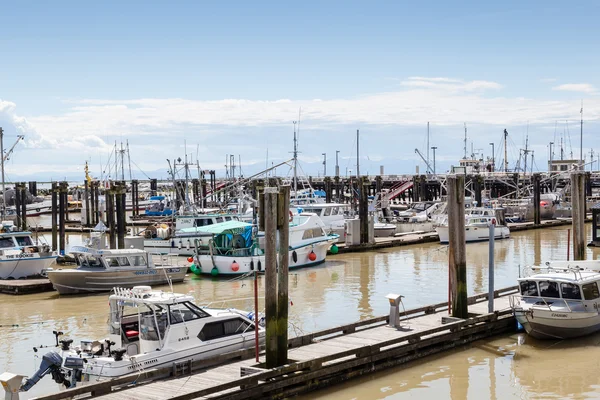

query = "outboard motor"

[20,351,65,392]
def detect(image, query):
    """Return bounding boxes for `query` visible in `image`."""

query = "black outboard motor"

[21,351,65,392]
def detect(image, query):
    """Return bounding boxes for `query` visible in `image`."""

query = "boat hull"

[514,309,600,339]
[436,225,510,244]
[0,253,57,279]
[196,239,334,276]
[47,267,187,295]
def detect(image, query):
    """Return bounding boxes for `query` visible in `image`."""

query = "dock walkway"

[34,287,518,400]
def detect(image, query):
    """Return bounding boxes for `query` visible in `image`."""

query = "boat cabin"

[70,247,152,270]
[175,214,240,231]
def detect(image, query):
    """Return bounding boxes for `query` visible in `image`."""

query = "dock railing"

[32,285,518,400]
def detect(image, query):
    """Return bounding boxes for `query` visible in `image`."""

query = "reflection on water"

[299,332,600,400]
[1,225,599,399]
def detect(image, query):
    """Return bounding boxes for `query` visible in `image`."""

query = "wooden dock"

[0,278,54,295]
[33,287,518,400]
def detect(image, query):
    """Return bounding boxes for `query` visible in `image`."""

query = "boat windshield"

[0,237,15,249]
[77,254,103,268]
[412,203,426,212]
[520,280,539,296]
[15,236,33,246]
[539,281,560,298]
[140,304,167,342]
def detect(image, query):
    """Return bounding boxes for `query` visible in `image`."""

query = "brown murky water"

[1,224,598,399]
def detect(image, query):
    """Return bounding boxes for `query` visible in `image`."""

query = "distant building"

[548,159,583,172]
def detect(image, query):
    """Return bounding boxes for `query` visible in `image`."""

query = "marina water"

[1,226,598,399]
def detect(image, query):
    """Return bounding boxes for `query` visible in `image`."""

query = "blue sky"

[1,1,599,180]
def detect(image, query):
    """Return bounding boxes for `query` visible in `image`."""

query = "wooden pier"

[0,278,54,295]
[33,287,518,400]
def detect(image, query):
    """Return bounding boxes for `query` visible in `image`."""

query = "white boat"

[0,224,57,279]
[435,207,510,244]
[192,213,338,276]
[510,260,600,339]
[19,286,265,391]
[143,213,241,256]
[46,247,187,294]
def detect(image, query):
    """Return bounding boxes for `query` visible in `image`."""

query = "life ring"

[289,211,294,222]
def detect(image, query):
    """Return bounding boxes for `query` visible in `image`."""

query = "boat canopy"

[181,220,254,248]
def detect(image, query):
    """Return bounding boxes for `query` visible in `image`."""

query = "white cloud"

[552,83,598,94]
[400,77,503,92]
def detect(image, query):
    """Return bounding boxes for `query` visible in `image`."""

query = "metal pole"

[356,129,360,179]
[431,146,437,175]
[489,142,495,171]
[488,223,495,313]
[0,127,5,219]
[322,153,326,177]
[335,150,340,177]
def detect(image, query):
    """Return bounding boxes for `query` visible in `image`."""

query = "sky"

[1,1,600,181]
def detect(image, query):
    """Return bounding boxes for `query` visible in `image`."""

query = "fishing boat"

[46,247,187,294]
[0,223,57,279]
[191,213,338,276]
[143,195,176,216]
[510,260,600,339]
[435,207,510,244]
[19,286,265,391]
[143,213,241,256]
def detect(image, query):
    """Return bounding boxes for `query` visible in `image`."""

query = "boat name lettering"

[166,268,181,273]
[6,253,35,259]
[551,313,568,318]
[134,270,158,275]
[178,336,190,342]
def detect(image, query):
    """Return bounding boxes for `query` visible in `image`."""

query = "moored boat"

[436,207,510,244]
[511,260,600,339]
[46,247,187,294]
[0,223,57,279]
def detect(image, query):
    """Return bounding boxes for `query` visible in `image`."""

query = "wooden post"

[447,174,468,318]
[264,187,278,368]
[533,173,541,225]
[84,180,91,226]
[14,183,21,229]
[20,183,27,231]
[59,182,67,255]
[571,171,586,260]
[116,183,126,249]
[276,185,290,366]
[359,177,369,244]
[51,182,58,251]
[107,185,116,249]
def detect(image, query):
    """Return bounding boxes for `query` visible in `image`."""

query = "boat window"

[117,257,131,267]
[561,283,582,300]
[224,318,251,335]
[130,255,147,266]
[216,217,224,223]
[539,281,560,298]
[582,282,600,300]
[302,229,314,239]
[15,236,33,246]
[224,216,232,221]
[140,306,167,342]
[186,302,211,318]
[198,322,225,341]
[323,208,332,216]
[169,305,197,324]
[0,238,15,248]
[86,255,102,268]
[331,207,338,216]
[104,257,120,267]
[519,281,538,296]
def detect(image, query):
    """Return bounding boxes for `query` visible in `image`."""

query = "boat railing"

[512,294,586,313]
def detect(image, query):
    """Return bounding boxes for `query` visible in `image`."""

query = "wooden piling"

[20,182,27,231]
[51,182,58,251]
[571,171,586,260]
[264,187,279,368]
[359,177,369,244]
[116,183,126,249]
[94,181,100,225]
[84,180,91,227]
[276,185,290,366]
[14,183,21,229]
[447,174,468,318]
[107,186,116,249]
[58,182,67,255]
[533,173,541,225]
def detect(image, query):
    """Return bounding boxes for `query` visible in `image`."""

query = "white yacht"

[46,247,187,294]
[191,213,339,276]
[511,261,600,339]
[0,224,57,279]
[19,286,265,391]
[436,207,510,244]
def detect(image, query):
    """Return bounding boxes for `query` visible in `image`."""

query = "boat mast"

[0,127,5,219]
[580,101,584,170]
[293,121,298,194]
[426,122,430,174]
[120,141,125,181]
[126,140,132,181]
[356,129,360,178]
[504,129,509,173]
[463,123,467,159]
